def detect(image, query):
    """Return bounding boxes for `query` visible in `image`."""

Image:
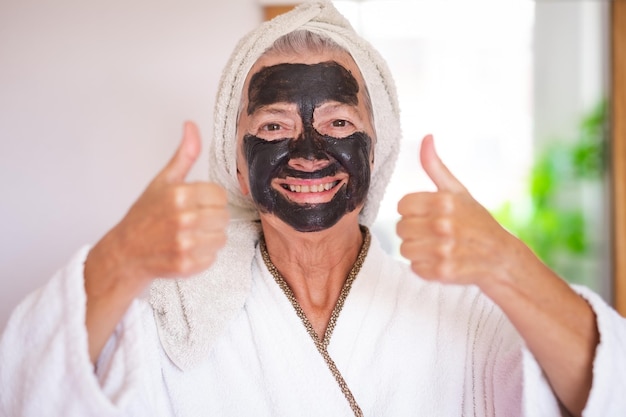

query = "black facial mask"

[243,61,372,232]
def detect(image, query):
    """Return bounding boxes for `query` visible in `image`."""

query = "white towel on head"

[150,0,401,370]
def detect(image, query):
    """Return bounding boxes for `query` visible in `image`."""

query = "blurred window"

[335,0,610,301]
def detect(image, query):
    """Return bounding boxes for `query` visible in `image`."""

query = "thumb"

[156,121,202,184]
[420,134,467,193]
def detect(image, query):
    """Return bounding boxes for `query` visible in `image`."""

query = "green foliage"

[492,100,607,278]
[572,100,608,179]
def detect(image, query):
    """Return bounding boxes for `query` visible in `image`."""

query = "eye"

[253,119,296,141]
[315,117,358,138]
[332,120,349,127]
[262,123,282,132]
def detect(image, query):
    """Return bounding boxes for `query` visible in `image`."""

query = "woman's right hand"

[83,121,229,362]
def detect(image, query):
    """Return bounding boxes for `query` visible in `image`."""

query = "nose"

[287,157,330,172]
[287,126,330,171]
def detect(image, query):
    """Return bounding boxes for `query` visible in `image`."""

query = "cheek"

[368,135,376,165]
[236,148,251,196]
[237,170,250,195]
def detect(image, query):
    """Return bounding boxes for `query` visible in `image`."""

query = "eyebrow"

[314,102,362,118]
[250,103,298,117]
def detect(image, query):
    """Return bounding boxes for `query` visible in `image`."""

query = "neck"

[261,215,364,339]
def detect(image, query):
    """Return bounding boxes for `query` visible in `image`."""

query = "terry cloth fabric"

[3,236,626,416]
[150,0,401,370]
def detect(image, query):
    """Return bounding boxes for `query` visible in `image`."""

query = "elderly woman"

[1,2,624,416]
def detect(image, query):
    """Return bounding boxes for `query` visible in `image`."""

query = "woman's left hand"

[396,134,598,417]
[396,134,523,291]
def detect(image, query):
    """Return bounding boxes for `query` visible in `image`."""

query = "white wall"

[0,0,262,331]
[534,1,609,145]
[533,2,611,301]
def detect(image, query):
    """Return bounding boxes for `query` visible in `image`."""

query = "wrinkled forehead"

[246,61,359,116]
[240,50,369,116]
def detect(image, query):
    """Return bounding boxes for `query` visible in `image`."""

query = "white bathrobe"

[1,234,625,417]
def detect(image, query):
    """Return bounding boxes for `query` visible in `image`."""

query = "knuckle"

[434,261,454,282]
[398,194,420,216]
[397,218,421,241]
[433,217,452,236]
[435,239,454,259]
[399,241,413,259]
[436,193,455,213]
[176,211,194,229]
[173,233,192,255]
[396,219,407,238]
[397,196,410,214]
[410,261,430,279]
[170,185,188,207]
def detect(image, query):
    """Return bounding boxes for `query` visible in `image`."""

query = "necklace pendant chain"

[260,226,371,417]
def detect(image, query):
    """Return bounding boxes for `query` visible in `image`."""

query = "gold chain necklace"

[259,226,371,417]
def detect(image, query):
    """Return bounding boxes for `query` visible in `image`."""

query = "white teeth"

[287,181,337,193]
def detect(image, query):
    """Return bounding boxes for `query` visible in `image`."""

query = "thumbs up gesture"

[86,121,229,295]
[397,135,516,288]
[84,122,228,363]
[83,121,229,361]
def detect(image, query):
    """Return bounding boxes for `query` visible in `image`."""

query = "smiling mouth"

[281,180,340,193]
